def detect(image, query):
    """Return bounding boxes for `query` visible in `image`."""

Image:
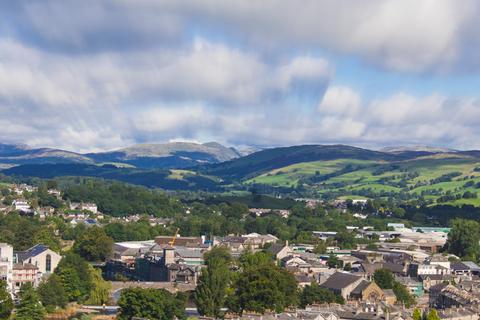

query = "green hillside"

[245,155,480,205]
[203,144,401,180]
[5,144,480,206]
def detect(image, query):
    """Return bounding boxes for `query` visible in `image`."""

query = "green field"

[168,169,222,183]
[244,156,480,205]
[246,159,377,187]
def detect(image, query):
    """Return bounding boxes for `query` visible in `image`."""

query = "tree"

[118,288,186,320]
[15,283,46,320]
[85,265,111,305]
[334,231,357,249]
[373,269,394,289]
[74,226,113,261]
[195,252,231,318]
[203,246,232,266]
[393,282,415,307]
[33,228,61,252]
[58,266,83,301]
[313,241,327,254]
[300,282,344,307]
[413,308,422,320]
[446,219,480,260]
[55,253,93,302]
[228,252,298,314]
[426,309,440,320]
[38,274,67,312]
[327,254,343,269]
[0,280,13,320]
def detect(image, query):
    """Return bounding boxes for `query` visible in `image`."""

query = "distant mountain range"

[4,143,480,205]
[0,141,244,169]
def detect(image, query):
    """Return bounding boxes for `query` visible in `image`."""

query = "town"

[1,181,480,320]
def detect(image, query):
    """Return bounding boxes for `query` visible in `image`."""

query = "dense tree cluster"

[446,219,480,260]
[40,253,111,309]
[0,213,61,251]
[300,282,344,307]
[118,288,187,320]
[373,269,415,307]
[62,178,183,217]
[0,280,13,320]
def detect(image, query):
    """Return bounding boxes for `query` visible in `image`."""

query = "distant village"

[1,183,480,320]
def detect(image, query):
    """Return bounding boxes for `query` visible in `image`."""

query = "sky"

[2,0,480,152]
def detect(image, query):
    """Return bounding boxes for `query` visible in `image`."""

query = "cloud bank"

[1,1,480,151]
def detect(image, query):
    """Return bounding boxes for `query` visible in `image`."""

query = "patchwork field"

[245,156,480,205]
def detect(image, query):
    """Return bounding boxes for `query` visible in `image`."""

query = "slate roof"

[320,272,361,290]
[419,274,453,281]
[175,248,204,259]
[429,282,449,293]
[268,243,288,256]
[295,274,315,283]
[452,261,480,272]
[15,244,49,263]
[351,280,371,295]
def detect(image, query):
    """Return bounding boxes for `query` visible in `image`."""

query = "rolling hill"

[0,141,241,169]
[4,143,480,206]
[86,141,241,168]
[2,163,223,191]
[201,144,403,180]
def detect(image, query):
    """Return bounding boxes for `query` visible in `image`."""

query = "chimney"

[285,240,289,247]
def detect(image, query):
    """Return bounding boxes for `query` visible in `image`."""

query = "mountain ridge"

[0,141,242,169]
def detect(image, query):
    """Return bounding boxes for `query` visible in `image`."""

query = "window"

[46,254,52,273]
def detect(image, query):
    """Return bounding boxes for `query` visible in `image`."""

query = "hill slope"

[202,144,402,180]
[0,141,241,169]
[0,143,92,165]
[87,142,241,168]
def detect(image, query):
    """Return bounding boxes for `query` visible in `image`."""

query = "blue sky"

[1,0,480,152]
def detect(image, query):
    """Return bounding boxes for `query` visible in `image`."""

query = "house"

[12,200,30,212]
[154,235,204,247]
[296,274,316,288]
[37,207,54,219]
[174,247,204,265]
[132,246,204,283]
[249,208,271,217]
[451,261,480,276]
[437,307,479,320]
[167,263,201,284]
[349,280,386,304]
[69,202,98,214]
[268,242,292,261]
[14,244,61,275]
[320,272,389,303]
[313,231,337,241]
[428,255,452,270]
[429,283,480,308]
[0,243,13,293]
[112,241,156,263]
[420,274,453,291]
[409,262,450,276]
[12,263,41,295]
[47,189,61,197]
[395,276,424,297]
[359,262,407,279]
[215,233,279,255]
[383,289,397,305]
[81,203,98,214]
[320,272,364,300]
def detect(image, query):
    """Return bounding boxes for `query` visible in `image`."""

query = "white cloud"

[2,1,480,150]
[319,86,361,115]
